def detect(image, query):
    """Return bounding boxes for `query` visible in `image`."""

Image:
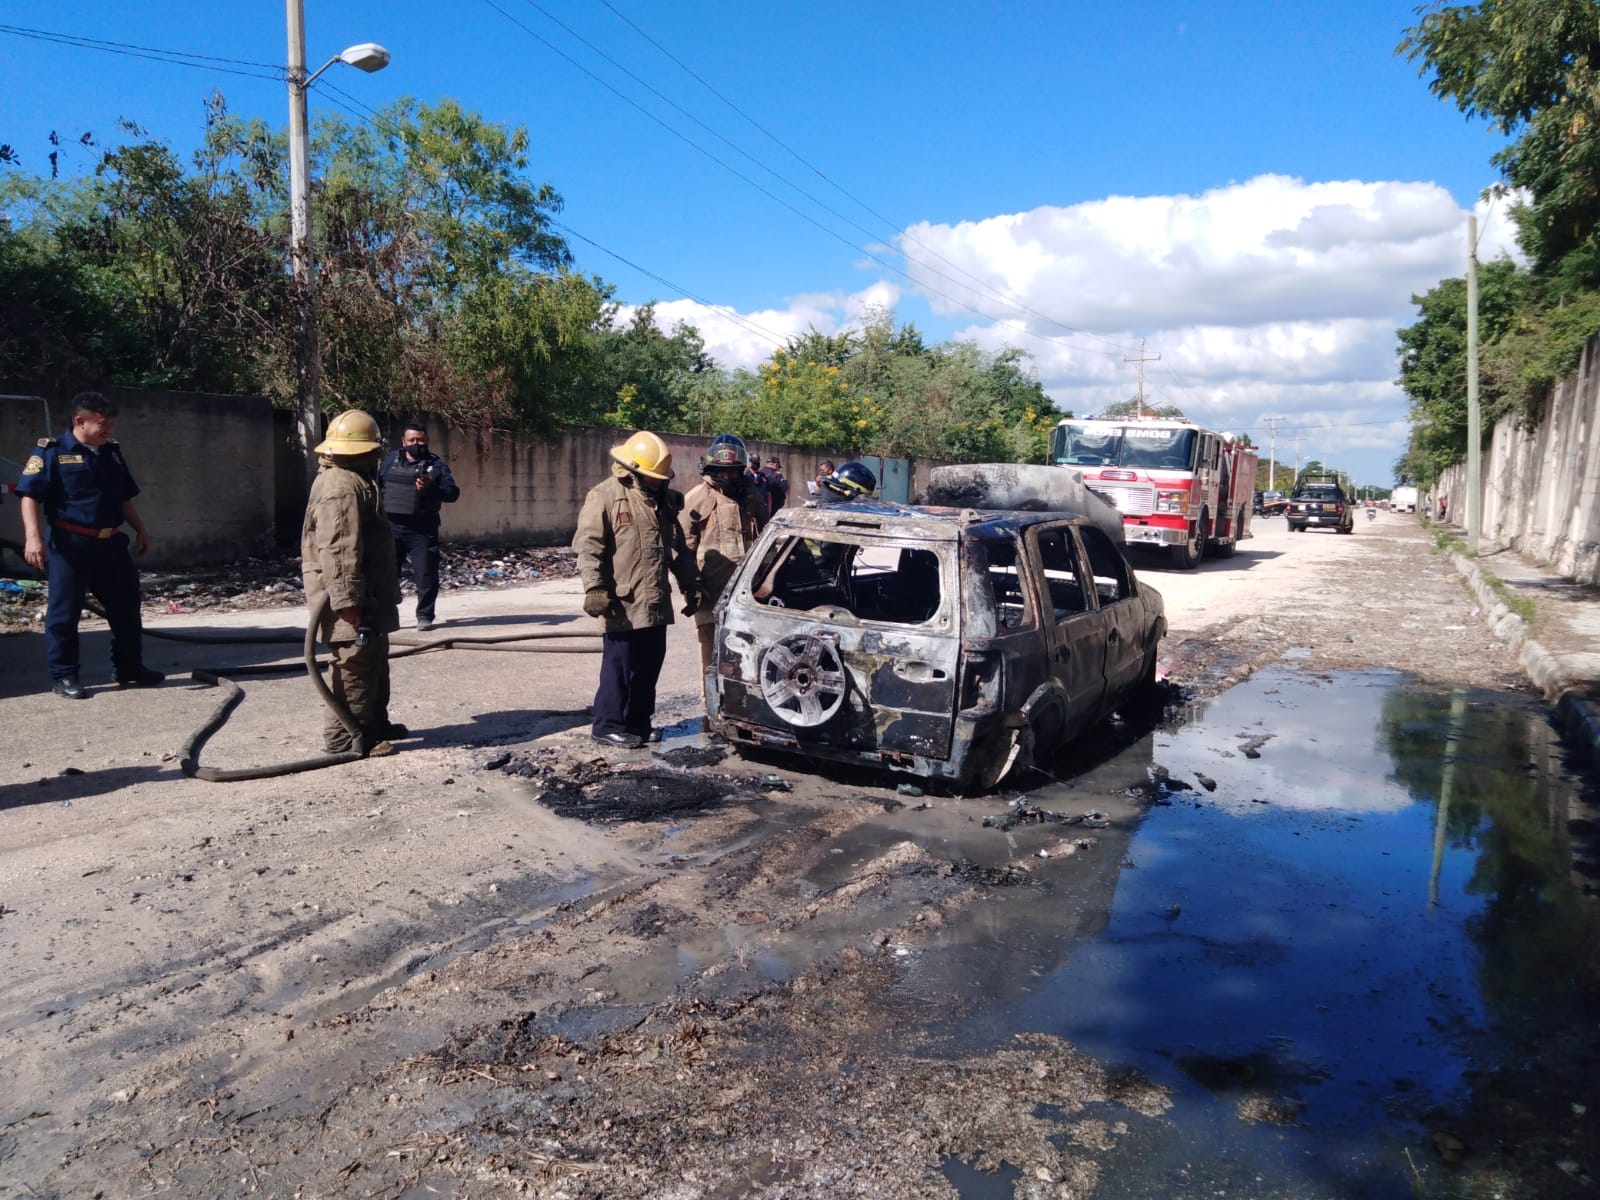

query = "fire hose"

[97,599,604,782]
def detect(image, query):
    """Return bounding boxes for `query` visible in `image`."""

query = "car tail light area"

[959,650,1003,712]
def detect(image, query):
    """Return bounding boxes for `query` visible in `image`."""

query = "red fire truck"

[1048,416,1256,569]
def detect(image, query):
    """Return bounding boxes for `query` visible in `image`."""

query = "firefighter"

[301,410,406,756]
[574,430,700,748]
[814,460,878,505]
[681,434,770,675]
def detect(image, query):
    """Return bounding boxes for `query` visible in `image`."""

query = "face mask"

[336,450,383,476]
[404,444,426,461]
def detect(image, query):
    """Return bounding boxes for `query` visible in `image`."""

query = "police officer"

[681,434,769,675]
[759,456,790,513]
[379,422,460,632]
[15,392,163,699]
[574,430,699,748]
[302,410,406,756]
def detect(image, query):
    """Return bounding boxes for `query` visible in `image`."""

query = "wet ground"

[922,666,1600,1198]
[8,664,1597,1199]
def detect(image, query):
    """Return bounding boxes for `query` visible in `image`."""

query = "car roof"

[767,500,1094,541]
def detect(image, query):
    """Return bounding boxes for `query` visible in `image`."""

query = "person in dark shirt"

[378,422,461,631]
[759,456,790,513]
[14,392,163,698]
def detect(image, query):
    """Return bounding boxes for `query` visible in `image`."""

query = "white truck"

[1391,485,1418,514]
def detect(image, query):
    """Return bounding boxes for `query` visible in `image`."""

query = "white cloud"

[624,176,1524,483]
[619,282,902,371]
[908,175,1525,483]
[899,175,1509,333]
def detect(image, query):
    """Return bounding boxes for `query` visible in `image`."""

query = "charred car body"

[705,467,1166,790]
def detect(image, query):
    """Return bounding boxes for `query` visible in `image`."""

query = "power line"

[594,0,1133,354]
[476,0,1127,361]
[310,88,791,354]
[0,23,283,81]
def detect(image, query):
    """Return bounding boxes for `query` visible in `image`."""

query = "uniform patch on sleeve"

[22,455,44,475]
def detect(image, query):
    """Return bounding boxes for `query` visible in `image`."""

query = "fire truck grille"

[1086,481,1155,517]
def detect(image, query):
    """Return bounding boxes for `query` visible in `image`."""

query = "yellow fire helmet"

[609,429,674,480]
[314,409,383,456]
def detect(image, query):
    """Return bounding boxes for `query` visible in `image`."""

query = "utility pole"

[1125,339,1160,418]
[287,0,320,488]
[1263,414,1282,490]
[285,4,389,488]
[1466,214,1482,554]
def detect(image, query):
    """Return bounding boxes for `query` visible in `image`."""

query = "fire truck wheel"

[1169,512,1205,570]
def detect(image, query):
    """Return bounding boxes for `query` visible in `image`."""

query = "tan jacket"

[680,479,769,627]
[302,461,402,643]
[574,464,697,633]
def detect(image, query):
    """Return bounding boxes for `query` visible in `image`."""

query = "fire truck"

[1048,416,1256,569]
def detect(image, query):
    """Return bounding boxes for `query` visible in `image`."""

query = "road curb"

[1447,549,1600,759]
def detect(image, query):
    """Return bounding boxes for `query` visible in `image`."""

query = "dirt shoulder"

[0,511,1535,1198]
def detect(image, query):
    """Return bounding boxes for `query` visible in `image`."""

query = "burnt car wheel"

[759,633,849,728]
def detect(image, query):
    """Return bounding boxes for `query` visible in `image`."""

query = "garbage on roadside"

[0,543,580,633]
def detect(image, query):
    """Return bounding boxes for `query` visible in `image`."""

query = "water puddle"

[920,666,1600,1197]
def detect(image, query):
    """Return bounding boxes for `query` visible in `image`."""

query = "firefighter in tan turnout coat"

[680,434,769,674]
[574,430,700,749]
[301,410,405,756]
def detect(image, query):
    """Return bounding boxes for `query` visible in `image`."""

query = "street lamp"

[286,1,390,486]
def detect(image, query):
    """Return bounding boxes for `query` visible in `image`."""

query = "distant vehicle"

[1254,490,1287,517]
[1391,485,1418,514]
[1049,416,1255,569]
[1287,473,1355,535]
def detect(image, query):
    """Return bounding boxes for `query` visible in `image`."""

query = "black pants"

[391,523,440,622]
[45,532,145,681]
[591,625,667,738]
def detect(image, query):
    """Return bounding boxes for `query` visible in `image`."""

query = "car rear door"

[1074,522,1149,695]
[1031,523,1109,729]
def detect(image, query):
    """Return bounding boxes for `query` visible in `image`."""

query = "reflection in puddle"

[927,667,1600,1197]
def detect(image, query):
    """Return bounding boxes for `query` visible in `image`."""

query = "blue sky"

[1,1,1516,484]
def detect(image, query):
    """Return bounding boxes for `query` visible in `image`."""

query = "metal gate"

[859,455,912,503]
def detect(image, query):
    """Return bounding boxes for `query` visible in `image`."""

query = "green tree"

[1395,259,1527,477]
[1095,397,1187,420]
[584,305,716,432]
[1400,0,1600,292]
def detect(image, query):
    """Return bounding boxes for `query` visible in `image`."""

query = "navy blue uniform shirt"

[14,431,140,529]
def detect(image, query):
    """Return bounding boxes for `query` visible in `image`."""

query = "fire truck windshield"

[1052,423,1198,472]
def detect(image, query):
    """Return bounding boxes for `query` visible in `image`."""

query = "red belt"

[50,519,120,539]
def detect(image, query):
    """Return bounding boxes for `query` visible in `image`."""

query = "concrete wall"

[392,420,939,547]
[3,383,942,566]
[1436,332,1600,583]
[2,387,276,568]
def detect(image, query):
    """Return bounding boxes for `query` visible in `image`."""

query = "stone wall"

[1,387,276,568]
[1436,333,1600,584]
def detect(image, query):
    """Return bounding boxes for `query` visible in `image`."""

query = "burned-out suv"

[705,499,1167,790]
[1287,473,1355,534]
